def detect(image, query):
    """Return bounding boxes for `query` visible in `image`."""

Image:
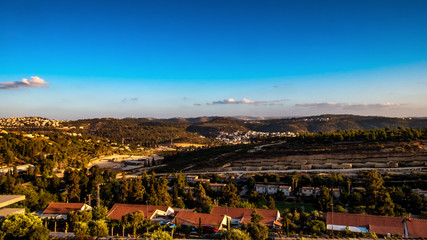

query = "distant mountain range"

[147,115,295,123]
[4,115,427,144]
[72,114,427,139]
[180,114,427,137]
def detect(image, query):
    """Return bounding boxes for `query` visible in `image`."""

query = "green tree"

[144,229,173,240]
[308,220,326,235]
[317,186,333,212]
[242,222,269,240]
[73,221,89,236]
[363,170,395,216]
[172,182,186,208]
[220,183,240,207]
[219,228,251,240]
[0,213,49,240]
[89,220,108,237]
[251,210,264,224]
[268,196,276,209]
[194,183,213,213]
[64,168,81,202]
[68,210,92,225]
[92,206,108,220]
[28,226,50,240]
[122,210,145,238]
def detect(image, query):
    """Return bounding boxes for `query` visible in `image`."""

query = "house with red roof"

[210,206,282,228]
[41,202,92,219]
[404,218,427,238]
[326,212,427,238]
[326,212,405,236]
[107,203,174,222]
[175,211,230,230]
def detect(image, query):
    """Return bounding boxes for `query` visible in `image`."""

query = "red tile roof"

[406,218,427,238]
[211,206,280,227]
[210,183,226,187]
[326,212,405,236]
[43,202,86,215]
[175,211,227,227]
[107,204,169,220]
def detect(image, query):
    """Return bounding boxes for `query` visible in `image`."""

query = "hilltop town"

[0,117,64,128]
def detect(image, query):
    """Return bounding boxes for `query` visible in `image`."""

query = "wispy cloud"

[295,102,403,110]
[207,98,289,106]
[121,97,139,103]
[0,76,50,90]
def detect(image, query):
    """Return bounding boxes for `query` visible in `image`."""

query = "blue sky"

[1,0,427,119]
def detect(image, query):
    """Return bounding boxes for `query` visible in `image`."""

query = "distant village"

[215,131,296,144]
[0,117,64,128]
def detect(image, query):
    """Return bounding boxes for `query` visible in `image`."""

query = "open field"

[172,143,207,148]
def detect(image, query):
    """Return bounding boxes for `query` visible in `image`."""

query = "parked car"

[202,225,218,234]
[181,223,198,232]
[159,221,176,229]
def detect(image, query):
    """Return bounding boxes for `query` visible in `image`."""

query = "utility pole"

[331,202,334,239]
[146,201,149,234]
[97,183,100,207]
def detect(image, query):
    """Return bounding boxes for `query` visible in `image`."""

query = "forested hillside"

[0,131,113,171]
[4,115,427,147]
[64,118,213,147]
[247,115,427,133]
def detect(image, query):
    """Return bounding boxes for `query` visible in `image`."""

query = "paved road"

[181,166,426,175]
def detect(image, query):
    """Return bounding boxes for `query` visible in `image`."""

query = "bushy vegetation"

[64,118,214,147]
[0,213,49,240]
[294,127,427,143]
[0,131,113,170]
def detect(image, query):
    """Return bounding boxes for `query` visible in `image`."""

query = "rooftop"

[107,204,170,220]
[326,212,405,236]
[43,202,86,215]
[0,195,25,208]
[406,218,427,238]
[175,211,227,227]
[211,206,280,227]
[0,208,25,218]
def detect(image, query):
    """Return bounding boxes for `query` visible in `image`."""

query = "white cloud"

[121,97,139,103]
[295,102,403,110]
[0,76,50,90]
[207,98,289,106]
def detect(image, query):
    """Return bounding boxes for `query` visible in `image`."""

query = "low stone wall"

[219,152,427,171]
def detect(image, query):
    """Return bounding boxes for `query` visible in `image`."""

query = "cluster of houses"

[254,184,341,198]
[255,183,427,200]
[176,175,228,194]
[37,201,427,238]
[38,202,282,231]
[0,117,62,128]
[215,131,295,144]
[1,194,427,238]
[0,164,35,174]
